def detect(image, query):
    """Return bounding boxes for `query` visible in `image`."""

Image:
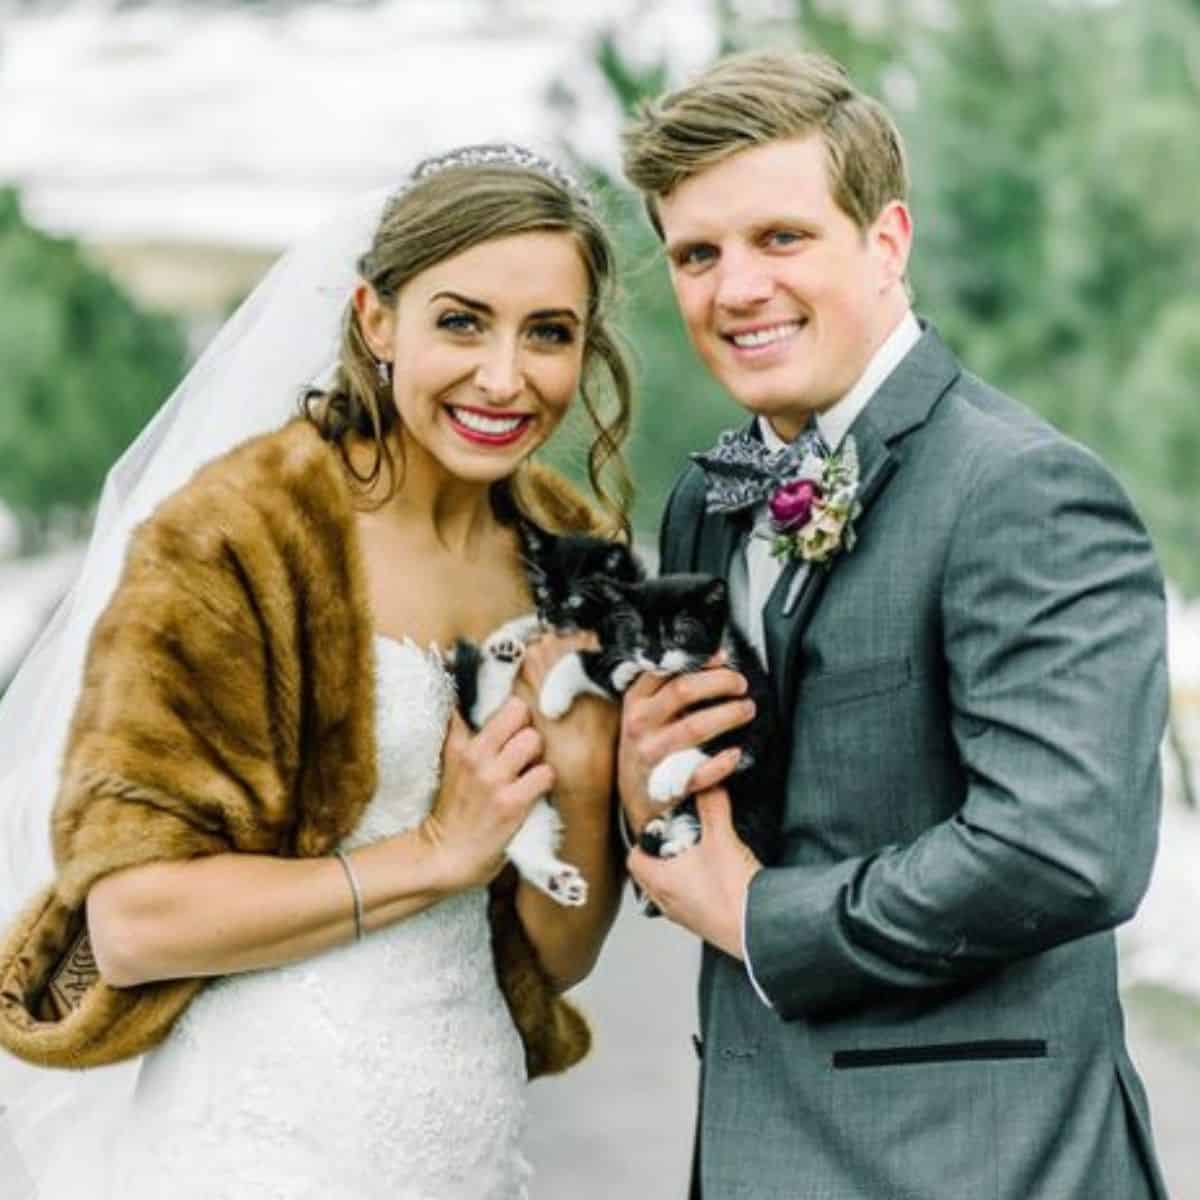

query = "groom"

[616,50,1170,1199]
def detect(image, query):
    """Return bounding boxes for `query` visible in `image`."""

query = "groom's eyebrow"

[430,291,580,323]
[664,235,710,257]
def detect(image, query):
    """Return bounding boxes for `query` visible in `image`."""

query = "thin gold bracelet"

[332,848,365,941]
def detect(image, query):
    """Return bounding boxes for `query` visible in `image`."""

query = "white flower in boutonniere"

[763,436,862,566]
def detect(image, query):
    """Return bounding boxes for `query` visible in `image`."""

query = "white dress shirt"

[737,311,923,663]
[739,311,922,1006]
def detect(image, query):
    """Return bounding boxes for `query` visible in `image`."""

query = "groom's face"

[656,135,910,440]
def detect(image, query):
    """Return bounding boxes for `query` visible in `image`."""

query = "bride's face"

[358,231,589,486]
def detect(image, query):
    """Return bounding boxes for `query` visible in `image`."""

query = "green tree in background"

[908,0,1200,592]
[0,188,187,550]
[559,0,1200,592]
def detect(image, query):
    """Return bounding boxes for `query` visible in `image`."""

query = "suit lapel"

[695,508,748,579]
[762,324,962,711]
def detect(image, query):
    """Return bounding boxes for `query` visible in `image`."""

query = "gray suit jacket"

[660,326,1169,1200]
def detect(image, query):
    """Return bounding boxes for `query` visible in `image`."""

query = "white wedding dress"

[104,635,531,1200]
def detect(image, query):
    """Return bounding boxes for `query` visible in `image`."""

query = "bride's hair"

[303,151,634,536]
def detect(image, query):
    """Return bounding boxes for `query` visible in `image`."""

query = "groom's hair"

[621,50,909,237]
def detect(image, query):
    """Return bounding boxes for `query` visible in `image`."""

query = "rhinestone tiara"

[409,142,590,204]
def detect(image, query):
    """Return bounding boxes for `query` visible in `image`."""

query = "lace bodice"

[341,637,451,849]
[108,637,531,1200]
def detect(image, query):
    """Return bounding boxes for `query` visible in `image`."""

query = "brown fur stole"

[0,418,607,1076]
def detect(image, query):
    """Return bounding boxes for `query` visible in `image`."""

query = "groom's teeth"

[451,408,527,435]
[731,322,802,348]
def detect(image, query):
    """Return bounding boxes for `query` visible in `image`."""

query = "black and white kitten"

[444,528,643,908]
[519,523,645,634]
[517,524,654,720]
[516,525,781,863]
[447,613,588,908]
[447,524,777,903]
[540,570,781,863]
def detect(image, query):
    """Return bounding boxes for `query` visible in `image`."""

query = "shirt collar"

[758,310,921,452]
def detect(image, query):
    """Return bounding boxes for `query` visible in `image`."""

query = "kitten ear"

[703,578,729,609]
[519,522,547,557]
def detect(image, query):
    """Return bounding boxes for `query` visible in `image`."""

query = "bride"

[0,145,631,1198]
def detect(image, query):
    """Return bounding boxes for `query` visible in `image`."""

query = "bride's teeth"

[452,408,526,435]
[732,322,801,348]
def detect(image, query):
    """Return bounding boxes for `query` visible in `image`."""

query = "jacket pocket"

[832,1038,1047,1069]
[802,655,911,709]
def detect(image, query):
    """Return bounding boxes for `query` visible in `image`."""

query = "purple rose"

[768,479,820,530]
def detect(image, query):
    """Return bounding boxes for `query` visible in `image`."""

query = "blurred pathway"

[525,900,1200,1199]
[1127,991,1200,1200]
[524,895,699,1199]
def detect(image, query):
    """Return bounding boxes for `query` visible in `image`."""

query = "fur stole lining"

[0,419,597,1077]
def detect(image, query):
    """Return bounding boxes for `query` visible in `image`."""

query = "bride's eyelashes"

[436,309,482,334]
[433,309,576,348]
[527,320,576,346]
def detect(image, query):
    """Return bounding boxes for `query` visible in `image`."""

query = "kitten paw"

[610,660,643,693]
[483,633,526,665]
[639,817,667,857]
[659,813,701,858]
[648,748,709,805]
[539,654,582,719]
[539,681,573,720]
[545,864,588,907]
[638,812,699,860]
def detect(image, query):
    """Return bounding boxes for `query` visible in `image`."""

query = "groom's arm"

[745,434,1169,1019]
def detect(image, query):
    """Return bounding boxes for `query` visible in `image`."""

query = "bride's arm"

[512,638,624,991]
[87,835,439,987]
[87,699,550,988]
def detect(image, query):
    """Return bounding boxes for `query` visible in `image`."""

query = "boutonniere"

[762,436,862,566]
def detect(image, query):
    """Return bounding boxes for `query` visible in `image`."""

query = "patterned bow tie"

[690,426,827,515]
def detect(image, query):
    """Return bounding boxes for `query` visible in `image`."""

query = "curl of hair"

[302,304,399,499]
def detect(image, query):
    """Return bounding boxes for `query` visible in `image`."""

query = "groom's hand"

[626,789,761,959]
[617,657,753,836]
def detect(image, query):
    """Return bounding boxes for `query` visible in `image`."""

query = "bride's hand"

[423,698,554,892]
[514,632,619,813]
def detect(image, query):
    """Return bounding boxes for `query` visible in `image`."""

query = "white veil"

[0,186,390,1198]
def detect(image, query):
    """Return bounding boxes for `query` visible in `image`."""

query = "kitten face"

[599,575,728,673]
[519,525,643,632]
